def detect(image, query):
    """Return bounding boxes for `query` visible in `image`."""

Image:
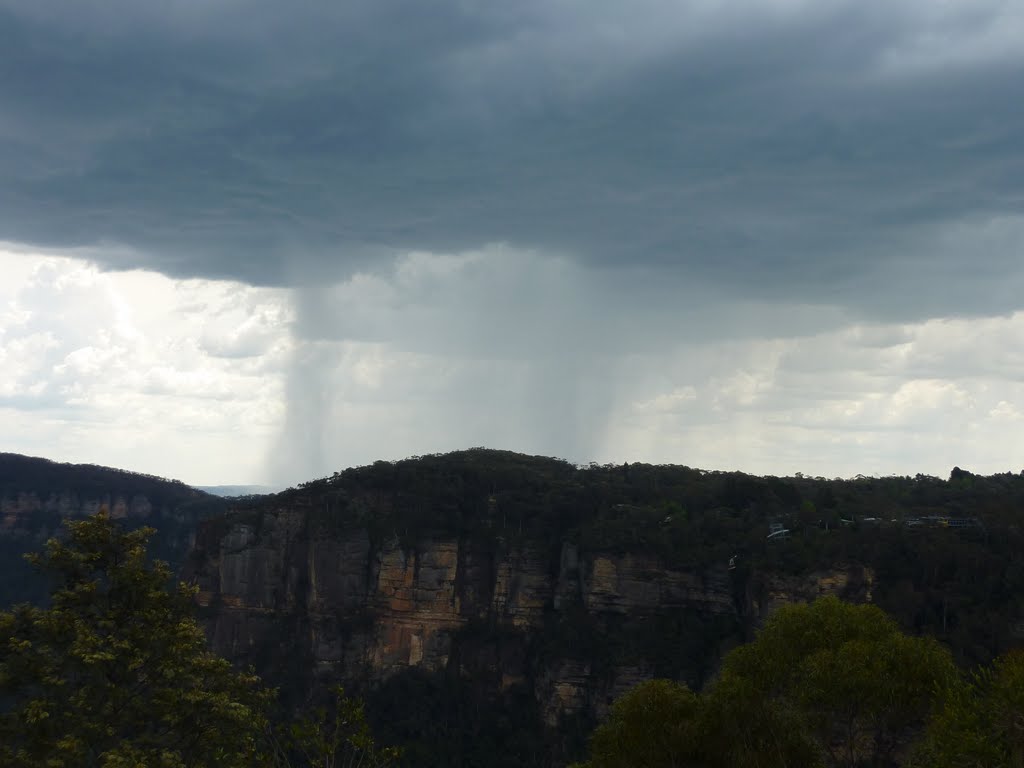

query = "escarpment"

[8,449,1022,765]
[184,451,877,738]
[183,450,1024,765]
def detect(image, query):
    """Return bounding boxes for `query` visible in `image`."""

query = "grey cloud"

[267,341,624,484]
[0,0,1022,322]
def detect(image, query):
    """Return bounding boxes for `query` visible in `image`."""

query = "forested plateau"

[4,448,1024,766]
[181,449,1024,766]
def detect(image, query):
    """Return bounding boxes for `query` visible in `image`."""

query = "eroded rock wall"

[187,500,873,730]
[1,490,155,531]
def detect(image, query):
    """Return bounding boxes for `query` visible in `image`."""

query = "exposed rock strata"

[187,500,873,729]
[1,490,154,531]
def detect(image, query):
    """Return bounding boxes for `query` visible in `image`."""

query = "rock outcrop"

[187,496,873,730]
[1,489,155,530]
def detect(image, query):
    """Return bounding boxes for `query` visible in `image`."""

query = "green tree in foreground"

[572,678,820,768]
[574,597,957,768]
[268,685,402,768]
[0,510,272,767]
[699,672,823,768]
[719,596,957,768]
[911,649,1024,768]
[570,680,703,768]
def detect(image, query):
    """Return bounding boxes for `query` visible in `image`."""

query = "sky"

[1,0,1023,486]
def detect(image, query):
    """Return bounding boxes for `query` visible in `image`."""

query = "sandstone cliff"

[186,492,874,732]
[1,488,155,530]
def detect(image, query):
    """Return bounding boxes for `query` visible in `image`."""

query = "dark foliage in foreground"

[0,512,399,768]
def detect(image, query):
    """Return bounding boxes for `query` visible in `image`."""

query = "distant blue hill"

[194,485,282,497]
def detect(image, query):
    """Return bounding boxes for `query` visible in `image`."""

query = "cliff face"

[187,496,874,730]
[1,489,155,530]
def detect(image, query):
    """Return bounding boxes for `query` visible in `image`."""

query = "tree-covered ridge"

[8,448,1024,767]
[241,449,1024,667]
[0,451,202,500]
[0,452,228,607]
[282,449,1024,545]
[186,449,1024,766]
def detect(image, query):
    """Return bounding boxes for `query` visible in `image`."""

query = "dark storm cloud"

[2,0,1023,319]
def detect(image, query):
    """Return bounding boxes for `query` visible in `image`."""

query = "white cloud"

[0,247,292,484]
[3,246,1023,485]
[611,313,1024,476]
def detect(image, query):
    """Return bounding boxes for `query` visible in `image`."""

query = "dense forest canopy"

[0,452,197,498]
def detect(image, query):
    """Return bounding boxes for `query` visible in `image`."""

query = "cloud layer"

[5,247,1019,485]
[1,1,1022,481]
[1,1,1022,316]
